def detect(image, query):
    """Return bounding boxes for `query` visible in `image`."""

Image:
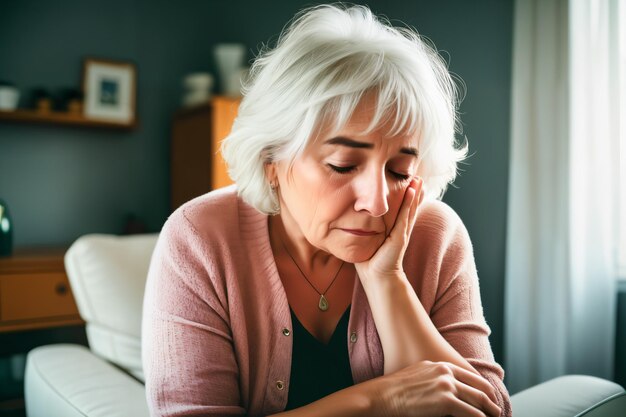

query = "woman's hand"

[355,177,424,282]
[369,360,502,417]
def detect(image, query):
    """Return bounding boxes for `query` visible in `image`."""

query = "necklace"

[280,240,344,312]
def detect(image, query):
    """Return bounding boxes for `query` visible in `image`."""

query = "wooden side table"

[0,248,83,333]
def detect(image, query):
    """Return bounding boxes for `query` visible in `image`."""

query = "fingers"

[406,177,423,235]
[382,360,502,417]
[449,365,499,405]
[433,362,501,417]
[453,381,502,417]
[444,394,495,417]
[390,177,423,241]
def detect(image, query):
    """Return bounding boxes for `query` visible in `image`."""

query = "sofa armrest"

[25,344,149,417]
[511,375,625,417]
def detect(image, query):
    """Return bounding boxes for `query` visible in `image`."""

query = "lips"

[339,228,381,236]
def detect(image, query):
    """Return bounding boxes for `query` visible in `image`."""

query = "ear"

[264,162,278,187]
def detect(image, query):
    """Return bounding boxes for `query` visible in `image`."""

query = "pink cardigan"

[142,186,512,416]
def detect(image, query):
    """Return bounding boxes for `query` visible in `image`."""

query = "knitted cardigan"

[142,185,512,416]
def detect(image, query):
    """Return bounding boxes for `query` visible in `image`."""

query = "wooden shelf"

[0,109,137,130]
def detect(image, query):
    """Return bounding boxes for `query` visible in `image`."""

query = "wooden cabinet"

[0,249,83,333]
[170,96,240,212]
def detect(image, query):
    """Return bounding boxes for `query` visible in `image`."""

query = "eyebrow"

[324,136,418,157]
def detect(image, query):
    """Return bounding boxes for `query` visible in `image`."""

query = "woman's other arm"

[142,213,244,416]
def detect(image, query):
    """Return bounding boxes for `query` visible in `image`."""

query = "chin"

[333,245,378,264]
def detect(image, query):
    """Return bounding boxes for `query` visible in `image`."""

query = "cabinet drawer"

[0,273,80,322]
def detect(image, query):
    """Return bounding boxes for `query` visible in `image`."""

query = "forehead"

[312,110,418,153]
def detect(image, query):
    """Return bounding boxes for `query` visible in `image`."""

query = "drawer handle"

[55,283,68,295]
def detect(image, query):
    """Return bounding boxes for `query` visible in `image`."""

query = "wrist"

[359,270,409,296]
[362,376,393,417]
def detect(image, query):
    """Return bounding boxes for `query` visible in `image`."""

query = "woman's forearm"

[266,378,377,417]
[361,273,477,375]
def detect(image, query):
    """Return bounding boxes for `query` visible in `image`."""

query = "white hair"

[221,3,467,215]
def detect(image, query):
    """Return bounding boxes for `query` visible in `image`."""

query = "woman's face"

[272,99,420,263]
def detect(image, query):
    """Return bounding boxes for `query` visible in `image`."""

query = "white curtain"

[505,0,622,394]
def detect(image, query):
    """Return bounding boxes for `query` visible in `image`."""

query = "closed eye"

[327,164,356,174]
[328,164,410,181]
[390,171,410,181]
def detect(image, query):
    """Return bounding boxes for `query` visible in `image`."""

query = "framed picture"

[82,58,136,125]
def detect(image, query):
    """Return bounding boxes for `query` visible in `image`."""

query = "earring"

[270,181,280,214]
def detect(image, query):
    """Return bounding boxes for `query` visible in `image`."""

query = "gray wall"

[0,0,513,371]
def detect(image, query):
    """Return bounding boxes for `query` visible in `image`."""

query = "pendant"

[318,294,329,311]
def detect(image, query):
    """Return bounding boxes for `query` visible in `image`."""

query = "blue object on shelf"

[0,198,13,256]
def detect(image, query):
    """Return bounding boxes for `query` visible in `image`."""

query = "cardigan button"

[350,331,358,343]
[282,328,291,336]
[276,380,285,390]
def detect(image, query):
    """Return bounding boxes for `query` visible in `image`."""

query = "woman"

[143,4,512,417]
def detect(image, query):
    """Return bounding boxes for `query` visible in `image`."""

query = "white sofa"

[24,234,625,417]
[25,233,156,417]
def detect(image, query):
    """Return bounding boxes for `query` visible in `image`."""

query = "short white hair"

[221,3,467,215]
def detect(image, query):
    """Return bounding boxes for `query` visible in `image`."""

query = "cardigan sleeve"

[410,202,513,417]
[142,210,245,417]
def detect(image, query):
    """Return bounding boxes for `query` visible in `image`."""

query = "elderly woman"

[143,4,511,417]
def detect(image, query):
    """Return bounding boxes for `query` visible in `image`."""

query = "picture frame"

[82,58,136,125]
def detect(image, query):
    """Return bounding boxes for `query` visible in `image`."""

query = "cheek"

[287,167,349,234]
[311,181,354,230]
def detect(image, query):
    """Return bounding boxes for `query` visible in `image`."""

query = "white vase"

[0,86,19,110]
[214,43,246,97]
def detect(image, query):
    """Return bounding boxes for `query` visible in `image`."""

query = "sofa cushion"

[65,233,158,380]
[25,344,149,417]
[511,375,625,417]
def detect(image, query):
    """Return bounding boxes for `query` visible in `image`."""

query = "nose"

[353,168,389,217]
